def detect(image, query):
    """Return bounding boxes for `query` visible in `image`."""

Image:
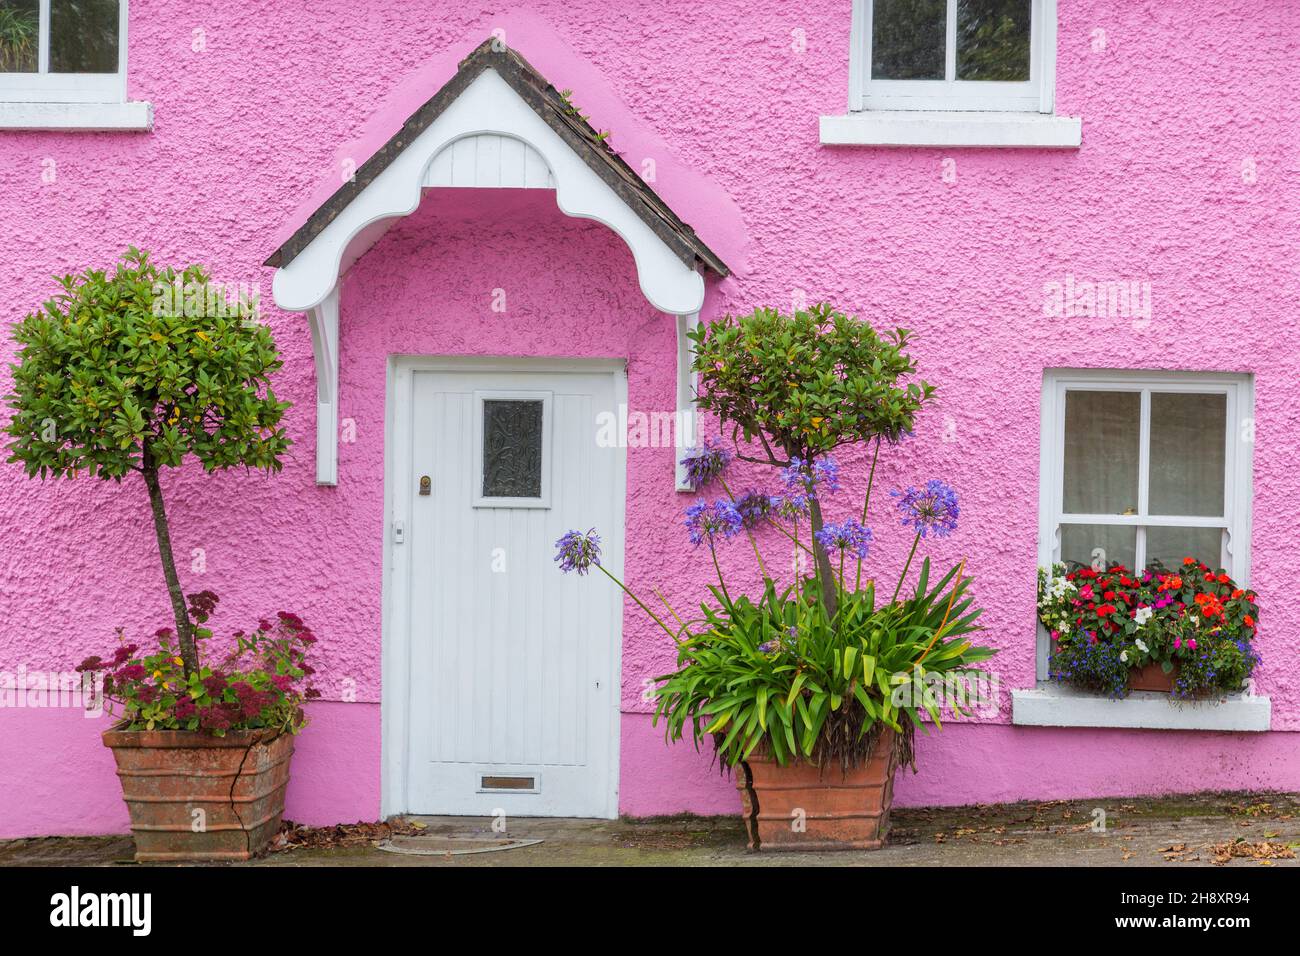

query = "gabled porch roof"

[264,38,730,486]
[265,38,729,286]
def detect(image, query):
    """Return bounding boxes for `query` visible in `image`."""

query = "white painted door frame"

[381,355,627,820]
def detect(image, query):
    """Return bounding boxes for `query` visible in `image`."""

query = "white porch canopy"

[265,40,729,487]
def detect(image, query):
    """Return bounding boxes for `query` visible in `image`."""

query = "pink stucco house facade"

[1,1,1297,836]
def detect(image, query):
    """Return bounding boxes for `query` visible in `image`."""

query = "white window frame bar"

[1036,369,1254,681]
[0,0,127,104]
[851,0,1054,113]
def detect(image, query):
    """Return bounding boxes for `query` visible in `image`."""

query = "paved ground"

[3,791,1299,867]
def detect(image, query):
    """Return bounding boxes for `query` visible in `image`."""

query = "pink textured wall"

[2,2,1298,836]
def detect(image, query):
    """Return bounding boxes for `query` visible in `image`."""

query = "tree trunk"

[142,447,197,675]
[806,496,839,619]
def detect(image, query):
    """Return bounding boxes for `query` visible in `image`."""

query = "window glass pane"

[0,0,38,73]
[872,0,946,80]
[1060,524,1136,572]
[482,400,543,498]
[1062,391,1140,515]
[956,0,1031,81]
[1145,526,1223,573]
[50,0,118,74]
[1148,392,1226,517]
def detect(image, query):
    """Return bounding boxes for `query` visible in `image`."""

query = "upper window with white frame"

[853,0,1055,113]
[1039,370,1254,586]
[0,0,126,104]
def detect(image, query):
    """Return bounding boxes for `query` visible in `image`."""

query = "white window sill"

[0,101,153,131]
[1011,685,1270,731]
[819,111,1081,149]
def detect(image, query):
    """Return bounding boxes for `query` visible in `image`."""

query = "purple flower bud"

[554,528,602,575]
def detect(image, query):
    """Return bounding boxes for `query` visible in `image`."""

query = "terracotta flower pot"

[736,728,897,851]
[102,727,294,862]
[1128,662,1179,693]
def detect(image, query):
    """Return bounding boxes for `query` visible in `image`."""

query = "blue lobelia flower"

[678,436,733,492]
[554,528,602,574]
[684,500,743,547]
[814,518,873,559]
[891,479,960,538]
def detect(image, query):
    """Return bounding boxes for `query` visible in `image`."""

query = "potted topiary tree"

[4,247,312,861]
[555,303,997,851]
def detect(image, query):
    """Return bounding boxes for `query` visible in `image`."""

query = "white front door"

[389,360,624,819]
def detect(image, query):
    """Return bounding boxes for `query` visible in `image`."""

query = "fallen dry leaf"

[271,818,425,853]
[1208,839,1296,866]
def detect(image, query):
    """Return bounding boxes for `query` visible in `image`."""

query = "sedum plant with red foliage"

[77,592,320,735]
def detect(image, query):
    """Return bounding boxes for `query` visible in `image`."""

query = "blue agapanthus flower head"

[684,499,744,547]
[733,489,773,528]
[889,478,961,538]
[780,454,841,499]
[771,493,811,520]
[679,436,733,491]
[814,518,873,559]
[554,528,602,574]
[892,479,960,538]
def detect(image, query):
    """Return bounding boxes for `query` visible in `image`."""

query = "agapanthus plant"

[554,302,995,771]
[76,592,320,735]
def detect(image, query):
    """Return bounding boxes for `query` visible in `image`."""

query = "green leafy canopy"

[688,302,934,463]
[4,247,291,480]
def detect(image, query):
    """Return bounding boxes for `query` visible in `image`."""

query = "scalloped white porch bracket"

[276,68,707,486]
